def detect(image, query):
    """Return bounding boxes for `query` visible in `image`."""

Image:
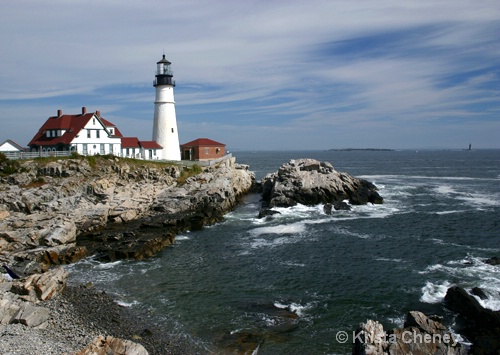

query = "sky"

[1,0,499,151]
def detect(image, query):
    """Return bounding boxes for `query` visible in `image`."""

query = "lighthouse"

[152,55,181,160]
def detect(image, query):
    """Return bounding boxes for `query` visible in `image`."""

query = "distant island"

[327,148,395,151]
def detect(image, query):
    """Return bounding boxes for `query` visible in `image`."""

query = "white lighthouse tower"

[152,55,181,160]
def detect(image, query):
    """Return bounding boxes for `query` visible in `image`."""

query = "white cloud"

[1,0,499,149]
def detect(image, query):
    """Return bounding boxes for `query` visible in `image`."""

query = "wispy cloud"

[0,0,499,149]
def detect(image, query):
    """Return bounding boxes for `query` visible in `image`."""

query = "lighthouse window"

[171,128,174,133]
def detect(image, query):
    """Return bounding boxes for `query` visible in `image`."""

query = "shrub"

[0,152,7,164]
[86,155,97,168]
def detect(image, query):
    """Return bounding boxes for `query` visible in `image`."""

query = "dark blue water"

[68,149,500,354]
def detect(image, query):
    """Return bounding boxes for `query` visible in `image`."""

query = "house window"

[83,144,88,155]
[96,130,100,138]
[216,148,220,155]
[100,144,105,154]
[205,148,209,155]
[93,118,96,125]
[126,148,130,155]
[109,144,113,154]
[109,128,114,135]
[87,130,91,138]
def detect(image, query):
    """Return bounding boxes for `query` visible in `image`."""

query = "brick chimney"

[82,106,87,115]
[96,110,101,117]
[57,109,62,117]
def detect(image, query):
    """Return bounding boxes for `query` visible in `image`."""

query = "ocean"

[67,149,500,354]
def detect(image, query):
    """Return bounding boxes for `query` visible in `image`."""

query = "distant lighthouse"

[152,55,181,160]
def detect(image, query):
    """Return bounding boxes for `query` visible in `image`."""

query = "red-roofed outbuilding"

[181,138,226,161]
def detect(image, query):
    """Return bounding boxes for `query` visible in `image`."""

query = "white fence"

[2,151,72,160]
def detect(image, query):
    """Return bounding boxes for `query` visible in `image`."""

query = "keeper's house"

[28,107,163,160]
[181,138,226,161]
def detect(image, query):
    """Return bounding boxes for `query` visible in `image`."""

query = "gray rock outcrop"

[353,311,466,355]
[1,156,254,269]
[75,335,149,355]
[261,159,383,208]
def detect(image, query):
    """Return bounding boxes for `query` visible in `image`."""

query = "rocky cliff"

[0,156,254,273]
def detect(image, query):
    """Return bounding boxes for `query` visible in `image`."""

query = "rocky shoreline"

[3,155,496,354]
[1,154,254,354]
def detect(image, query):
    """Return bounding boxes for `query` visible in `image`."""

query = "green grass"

[177,164,203,185]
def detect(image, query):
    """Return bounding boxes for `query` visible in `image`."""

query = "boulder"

[261,159,383,208]
[353,311,465,355]
[43,220,77,246]
[75,335,149,355]
[257,209,281,219]
[0,293,50,329]
[484,256,500,266]
[12,267,68,301]
[444,286,500,354]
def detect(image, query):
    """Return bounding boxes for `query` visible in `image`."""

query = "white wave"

[249,222,307,237]
[94,260,123,270]
[434,210,466,215]
[420,281,454,303]
[176,235,190,241]
[434,185,456,195]
[387,315,405,328]
[274,301,313,317]
[281,261,306,267]
[458,193,499,207]
[420,256,500,311]
[430,239,500,253]
[360,174,499,182]
[331,226,379,239]
[250,235,310,249]
[116,300,140,307]
[375,257,405,263]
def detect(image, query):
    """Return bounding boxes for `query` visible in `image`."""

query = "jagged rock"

[257,209,281,219]
[1,156,254,268]
[445,286,500,354]
[484,256,500,266]
[471,286,488,300]
[0,210,10,220]
[0,292,50,329]
[43,220,77,246]
[261,159,383,208]
[12,267,68,301]
[353,311,465,355]
[12,301,50,328]
[75,335,149,355]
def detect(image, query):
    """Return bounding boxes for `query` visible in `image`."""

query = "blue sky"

[1,0,499,150]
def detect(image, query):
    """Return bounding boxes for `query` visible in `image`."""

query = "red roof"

[140,141,162,149]
[29,113,94,147]
[181,138,225,147]
[101,118,123,137]
[121,137,140,148]
[28,111,121,147]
